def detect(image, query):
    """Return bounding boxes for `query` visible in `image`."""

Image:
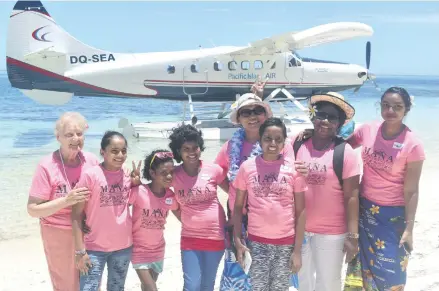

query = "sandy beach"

[1,162,438,291]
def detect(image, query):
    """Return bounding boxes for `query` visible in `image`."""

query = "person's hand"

[75,252,92,276]
[343,237,359,263]
[294,161,309,177]
[290,249,302,273]
[130,161,142,186]
[399,229,413,254]
[297,129,314,141]
[234,237,250,269]
[65,187,90,206]
[251,76,266,98]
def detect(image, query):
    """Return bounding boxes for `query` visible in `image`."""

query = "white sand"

[1,165,438,291]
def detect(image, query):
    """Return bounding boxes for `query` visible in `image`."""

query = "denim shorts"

[132,260,164,274]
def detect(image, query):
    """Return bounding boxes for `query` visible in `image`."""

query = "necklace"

[59,149,83,192]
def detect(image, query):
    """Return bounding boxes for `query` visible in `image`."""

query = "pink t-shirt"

[172,161,227,250]
[75,164,134,252]
[28,151,99,229]
[233,156,308,244]
[291,138,361,234]
[130,185,178,264]
[350,121,425,206]
[215,140,255,214]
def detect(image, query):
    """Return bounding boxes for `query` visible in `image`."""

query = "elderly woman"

[27,112,99,291]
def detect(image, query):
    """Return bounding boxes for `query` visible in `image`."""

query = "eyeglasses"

[314,111,340,123]
[238,106,266,118]
[380,102,405,112]
[150,151,174,167]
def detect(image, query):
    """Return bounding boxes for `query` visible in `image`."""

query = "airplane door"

[283,52,304,84]
[182,62,209,96]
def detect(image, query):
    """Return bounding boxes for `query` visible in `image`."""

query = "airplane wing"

[229,22,373,56]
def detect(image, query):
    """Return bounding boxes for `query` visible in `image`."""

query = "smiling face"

[57,121,85,158]
[380,92,407,124]
[237,104,267,133]
[150,160,174,189]
[260,125,286,159]
[100,136,127,171]
[180,141,201,166]
[312,103,342,139]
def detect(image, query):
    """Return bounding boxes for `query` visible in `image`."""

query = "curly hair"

[168,124,205,163]
[143,149,174,180]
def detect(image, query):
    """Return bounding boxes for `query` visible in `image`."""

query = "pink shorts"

[40,223,79,291]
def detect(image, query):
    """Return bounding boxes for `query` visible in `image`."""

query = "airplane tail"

[6,1,108,105]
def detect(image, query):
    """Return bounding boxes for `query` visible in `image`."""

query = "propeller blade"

[366,41,371,70]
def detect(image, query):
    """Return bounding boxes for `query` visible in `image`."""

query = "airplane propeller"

[355,41,381,93]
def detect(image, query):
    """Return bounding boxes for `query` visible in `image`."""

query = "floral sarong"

[358,197,410,291]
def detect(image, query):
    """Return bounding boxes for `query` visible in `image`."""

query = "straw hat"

[308,92,355,121]
[229,93,273,124]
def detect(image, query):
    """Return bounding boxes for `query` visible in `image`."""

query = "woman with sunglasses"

[130,149,181,291]
[168,124,227,291]
[283,92,362,291]
[215,79,308,290]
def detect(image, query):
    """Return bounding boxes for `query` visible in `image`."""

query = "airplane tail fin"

[6,1,107,105]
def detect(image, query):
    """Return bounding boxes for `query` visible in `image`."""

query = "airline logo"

[32,25,51,42]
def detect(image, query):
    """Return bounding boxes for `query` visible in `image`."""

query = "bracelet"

[347,232,359,239]
[75,250,86,256]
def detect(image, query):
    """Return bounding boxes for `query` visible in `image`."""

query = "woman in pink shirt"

[346,87,425,290]
[283,92,362,291]
[72,131,138,291]
[27,112,99,291]
[168,124,227,291]
[131,149,181,291]
[233,117,308,291]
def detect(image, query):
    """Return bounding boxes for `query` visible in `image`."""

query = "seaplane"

[6,0,377,140]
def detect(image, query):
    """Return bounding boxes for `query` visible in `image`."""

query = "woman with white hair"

[27,112,100,291]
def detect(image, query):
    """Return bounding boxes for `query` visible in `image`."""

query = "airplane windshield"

[292,51,302,60]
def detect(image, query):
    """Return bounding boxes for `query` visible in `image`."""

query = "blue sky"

[0,1,438,76]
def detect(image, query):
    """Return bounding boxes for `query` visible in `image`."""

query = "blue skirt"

[359,197,410,290]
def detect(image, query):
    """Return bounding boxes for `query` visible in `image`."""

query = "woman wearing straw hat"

[283,92,362,291]
[215,78,307,290]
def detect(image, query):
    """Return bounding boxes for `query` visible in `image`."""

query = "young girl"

[233,117,307,291]
[72,131,138,291]
[130,149,181,291]
[168,124,227,291]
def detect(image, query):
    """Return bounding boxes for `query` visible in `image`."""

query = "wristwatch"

[75,249,86,256]
[347,232,359,239]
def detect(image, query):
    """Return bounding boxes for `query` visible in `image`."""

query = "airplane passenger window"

[241,61,250,70]
[228,61,237,71]
[214,61,223,71]
[167,65,175,74]
[254,60,263,70]
[191,64,199,73]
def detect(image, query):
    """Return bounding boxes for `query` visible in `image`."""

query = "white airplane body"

[6,1,376,107]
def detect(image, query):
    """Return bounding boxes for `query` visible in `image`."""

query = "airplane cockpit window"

[288,54,301,67]
[228,61,237,71]
[191,64,199,73]
[214,61,223,71]
[270,61,276,69]
[241,61,250,70]
[254,60,263,70]
[167,65,175,74]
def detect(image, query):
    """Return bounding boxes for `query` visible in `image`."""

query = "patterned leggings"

[248,240,294,291]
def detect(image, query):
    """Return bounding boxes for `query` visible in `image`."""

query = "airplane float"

[6,0,378,140]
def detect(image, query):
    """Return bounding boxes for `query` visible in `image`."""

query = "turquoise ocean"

[0,73,438,243]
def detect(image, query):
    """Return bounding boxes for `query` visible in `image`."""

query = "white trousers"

[298,232,346,291]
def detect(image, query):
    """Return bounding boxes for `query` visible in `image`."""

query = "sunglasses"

[238,106,266,118]
[314,111,340,123]
[150,151,174,167]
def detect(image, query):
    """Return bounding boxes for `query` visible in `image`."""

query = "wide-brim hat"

[308,92,355,122]
[229,93,273,124]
